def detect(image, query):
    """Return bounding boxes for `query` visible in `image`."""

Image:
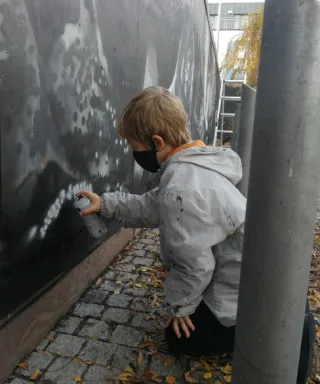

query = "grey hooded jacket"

[100,145,246,327]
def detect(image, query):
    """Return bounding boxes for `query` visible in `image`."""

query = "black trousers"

[166,301,315,384]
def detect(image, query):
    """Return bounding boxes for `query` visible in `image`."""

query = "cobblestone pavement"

[7,229,233,384]
[8,227,320,384]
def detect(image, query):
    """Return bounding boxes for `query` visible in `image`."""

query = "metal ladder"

[213,79,244,147]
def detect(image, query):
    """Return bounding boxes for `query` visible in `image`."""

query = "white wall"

[214,30,242,66]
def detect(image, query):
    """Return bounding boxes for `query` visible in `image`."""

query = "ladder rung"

[220,113,235,117]
[217,130,233,134]
[224,79,244,84]
[221,96,241,101]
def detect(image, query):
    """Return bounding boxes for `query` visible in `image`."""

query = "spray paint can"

[74,195,107,239]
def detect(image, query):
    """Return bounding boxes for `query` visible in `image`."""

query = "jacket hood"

[162,145,243,185]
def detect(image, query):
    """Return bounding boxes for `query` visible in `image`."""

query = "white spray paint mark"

[289,167,293,178]
[143,45,159,89]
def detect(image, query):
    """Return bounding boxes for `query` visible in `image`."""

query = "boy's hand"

[77,190,101,216]
[166,315,195,339]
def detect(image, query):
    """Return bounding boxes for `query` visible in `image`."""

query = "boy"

[79,86,246,356]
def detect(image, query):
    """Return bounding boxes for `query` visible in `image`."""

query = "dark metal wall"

[0,0,220,324]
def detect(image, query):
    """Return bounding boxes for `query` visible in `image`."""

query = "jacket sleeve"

[159,190,229,317]
[100,189,159,229]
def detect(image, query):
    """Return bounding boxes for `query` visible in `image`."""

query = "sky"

[208,0,264,3]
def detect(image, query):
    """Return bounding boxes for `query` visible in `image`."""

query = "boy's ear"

[152,135,165,152]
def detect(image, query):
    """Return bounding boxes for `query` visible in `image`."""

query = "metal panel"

[0,0,220,324]
[236,84,256,198]
[231,103,241,154]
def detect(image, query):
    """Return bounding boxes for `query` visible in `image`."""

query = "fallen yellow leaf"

[114,290,120,295]
[214,381,222,384]
[137,351,143,366]
[17,361,28,369]
[221,364,232,375]
[30,368,40,380]
[184,371,198,383]
[85,360,96,365]
[116,280,122,284]
[92,336,99,341]
[224,375,232,383]
[117,372,134,379]
[134,283,143,288]
[203,372,212,380]
[166,376,176,384]
[73,358,82,364]
[144,370,159,379]
[201,360,211,371]
[74,376,82,382]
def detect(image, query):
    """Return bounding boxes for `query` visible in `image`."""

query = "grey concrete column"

[232,0,320,383]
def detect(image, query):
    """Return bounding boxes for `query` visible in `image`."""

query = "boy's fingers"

[179,318,190,338]
[80,207,95,216]
[184,316,195,331]
[78,190,95,200]
[173,319,181,339]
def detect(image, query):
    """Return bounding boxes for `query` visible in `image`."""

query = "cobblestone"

[145,244,161,254]
[131,313,161,332]
[114,271,139,283]
[107,294,132,308]
[16,352,54,377]
[129,249,147,257]
[131,242,145,250]
[104,270,116,280]
[140,238,155,245]
[131,297,150,312]
[44,358,86,384]
[112,345,148,370]
[122,287,148,297]
[73,302,104,318]
[112,263,135,273]
[132,257,154,266]
[102,308,131,323]
[149,355,186,379]
[56,316,82,334]
[78,318,111,340]
[78,340,117,365]
[111,325,144,347]
[47,334,85,357]
[82,289,109,304]
[100,280,123,292]
[8,230,192,384]
[10,379,32,384]
[84,365,120,383]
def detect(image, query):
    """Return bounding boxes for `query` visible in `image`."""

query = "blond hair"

[118,86,191,147]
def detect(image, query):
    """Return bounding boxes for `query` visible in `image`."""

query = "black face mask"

[133,148,160,173]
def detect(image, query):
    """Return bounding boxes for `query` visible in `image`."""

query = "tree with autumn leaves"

[221,7,264,88]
